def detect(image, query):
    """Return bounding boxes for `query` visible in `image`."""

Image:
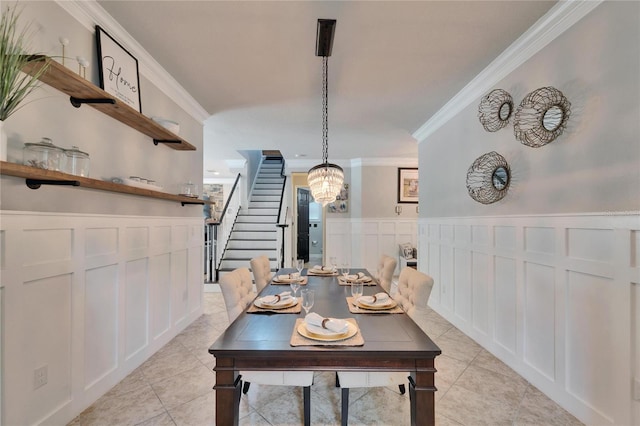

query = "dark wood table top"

[209,268,441,366]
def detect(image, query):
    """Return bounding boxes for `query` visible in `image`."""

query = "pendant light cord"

[322,56,329,165]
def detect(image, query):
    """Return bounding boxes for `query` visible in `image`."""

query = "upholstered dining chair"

[219,267,314,426]
[377,254,397,293]
[337,267,435,426]
[250,255,273,293]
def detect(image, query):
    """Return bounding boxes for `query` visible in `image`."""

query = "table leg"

[409,358,438,426]
[213,357,241,426]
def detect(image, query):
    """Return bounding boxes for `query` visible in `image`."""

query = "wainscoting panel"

[84,265,118,389]
[326,218,417,275]
[523,262,555,380]
[22,273,73,426]
[421,213,640,426]
[151,254,172,340]
[125,259,149,359]
[172,249,189,326]
[0,212,203,426]
[454,248,471,323]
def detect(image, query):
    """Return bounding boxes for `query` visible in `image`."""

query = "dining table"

[209,268,442,425]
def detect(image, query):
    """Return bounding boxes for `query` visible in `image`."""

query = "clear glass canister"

[64,146,90,177]
[23,137,65,171]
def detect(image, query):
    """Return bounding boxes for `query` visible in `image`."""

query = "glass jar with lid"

[23,137,65,171]
[64,146,90,177]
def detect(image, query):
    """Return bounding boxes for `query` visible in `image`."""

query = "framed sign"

[96,25,142,112]
[397,168,419,204]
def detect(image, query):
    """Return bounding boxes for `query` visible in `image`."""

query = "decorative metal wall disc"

[466,151,511,204]
[513,86,571,148]
[478,89,513,132]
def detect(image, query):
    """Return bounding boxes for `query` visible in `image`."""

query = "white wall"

[0,212,203,425]
[421,213,639,425]
[326,218,417,275]
[0,2,207,425]
[417,2,640,425]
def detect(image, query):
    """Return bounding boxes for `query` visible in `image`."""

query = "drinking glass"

[301,289,315,315]
[351,282,363,300]
[329,256,337,270]
[290,280,300,300]
[296,258,304,276]
[341,262,349,282]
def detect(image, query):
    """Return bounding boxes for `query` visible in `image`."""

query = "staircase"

[217,157,284,278]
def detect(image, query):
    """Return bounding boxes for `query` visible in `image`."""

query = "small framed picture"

[398,168,419,204]
[96,25,142,112]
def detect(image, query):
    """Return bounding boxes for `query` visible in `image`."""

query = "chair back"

[394,267,434,331]
[377,254,397,293]
[250,255,273,293]
[219,267,255,322]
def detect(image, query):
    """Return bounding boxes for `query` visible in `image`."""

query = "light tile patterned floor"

[69,292,582,425]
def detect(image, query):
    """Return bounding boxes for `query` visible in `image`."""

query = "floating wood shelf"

[21,56,196,151]
[0,162,211,206]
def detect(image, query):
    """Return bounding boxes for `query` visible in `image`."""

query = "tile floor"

[69,292,583,425]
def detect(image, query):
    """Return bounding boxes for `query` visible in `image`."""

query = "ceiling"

[97,1,557,179]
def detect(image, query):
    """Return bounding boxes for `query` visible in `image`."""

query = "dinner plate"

[272,275,302,284]
[340,275,372,283]
[297,321,358,341]
[355,298,397,311]
[254,298,297,309]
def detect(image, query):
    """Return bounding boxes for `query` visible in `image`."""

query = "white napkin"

[305,312,348,333]
[261,291,292,305]
[274,273,300,281]
[358,292,390,305]
[346,272,366,280]
[312,265,335,272]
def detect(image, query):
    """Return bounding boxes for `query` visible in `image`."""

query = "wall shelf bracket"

[26,178,81,190]
[69,96,116,108]
[181,201,205,206]
[153,139,182,146]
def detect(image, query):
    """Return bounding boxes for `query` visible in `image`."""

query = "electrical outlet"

[34,365,48,390]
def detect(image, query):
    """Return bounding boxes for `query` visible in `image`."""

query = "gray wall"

[419,1,640,217]
[350,165,419,219]
[1,1,204,217]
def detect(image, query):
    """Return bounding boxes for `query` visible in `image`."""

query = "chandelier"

[307,19,344,206]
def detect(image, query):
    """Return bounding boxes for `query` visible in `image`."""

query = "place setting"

[272,259,308,285]
[346,288,404,314]
[306,264,338,276]
[247,291,301,314]
[290,290,364,346]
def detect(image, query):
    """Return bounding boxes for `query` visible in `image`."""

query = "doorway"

[296,187,323,265]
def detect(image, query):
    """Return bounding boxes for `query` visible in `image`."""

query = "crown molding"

[55,0,209,124]
[350,158,418,168]
[412,0,603,143]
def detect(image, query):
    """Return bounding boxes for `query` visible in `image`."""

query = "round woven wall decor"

[466,151,511,204]
[478,89,513,132]
[513,86,571,148]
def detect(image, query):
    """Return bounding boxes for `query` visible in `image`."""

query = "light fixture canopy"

[308,19,344,206]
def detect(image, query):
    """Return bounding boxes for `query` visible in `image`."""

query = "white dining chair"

[377,254,397,293]
[337,267,435,426]
[250,255,273,293]
[219,267,314,426]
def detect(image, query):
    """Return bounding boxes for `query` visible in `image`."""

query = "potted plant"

[1,3,49,161]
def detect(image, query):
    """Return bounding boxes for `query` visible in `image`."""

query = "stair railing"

[213,173,242,281]
[276,159,290,268]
